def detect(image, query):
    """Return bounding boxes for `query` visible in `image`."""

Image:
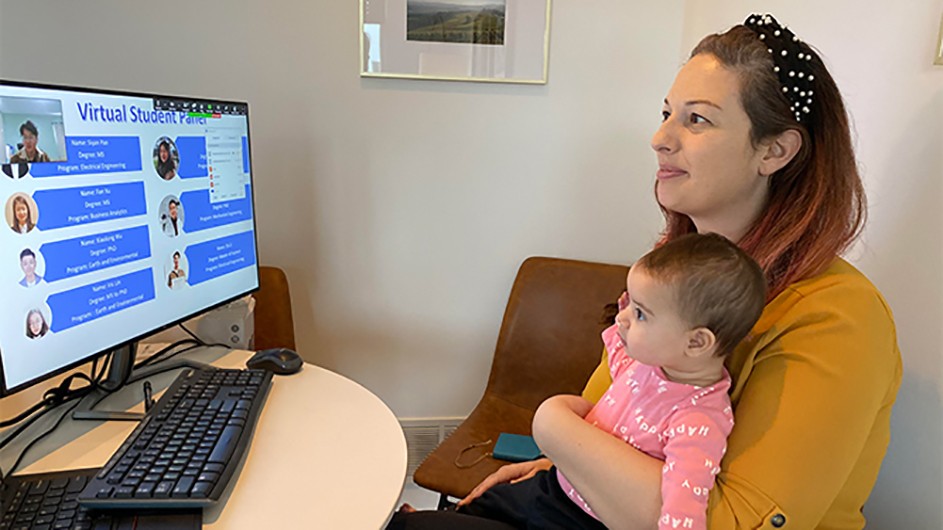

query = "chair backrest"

[485,256,629,411]
[253,266,297,351]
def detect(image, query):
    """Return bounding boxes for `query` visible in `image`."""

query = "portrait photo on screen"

[165,250,188,290]
[6,192,39,234]
[153,136,179,181]
[0,96,68,163]
[25,307,50,339]
[2,162,30,179]
[159,195,184,237]
[18,248,44,288]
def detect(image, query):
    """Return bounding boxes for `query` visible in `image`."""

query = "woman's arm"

[532,396,663,530]
[573,267,902,529]
[458,395,592,507]
[705,280,901,528]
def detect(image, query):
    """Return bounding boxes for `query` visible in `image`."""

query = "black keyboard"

[78,367,273,510]
[1,468,97,530]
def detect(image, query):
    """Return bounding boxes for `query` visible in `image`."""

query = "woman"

[156,140,177,180]
[9,194,35,234]
[26,309,48,339]
[391,14,901,530]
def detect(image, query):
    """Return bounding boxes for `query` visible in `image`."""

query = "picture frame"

[936,15,943,66]
[360,0,552,84]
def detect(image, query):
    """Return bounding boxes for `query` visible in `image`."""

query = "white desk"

[1,346,408,529]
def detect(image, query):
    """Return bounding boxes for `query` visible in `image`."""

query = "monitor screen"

[0,80,259,396]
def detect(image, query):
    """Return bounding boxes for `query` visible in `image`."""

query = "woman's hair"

[11,195,35,232]
[157,140,176,178]
[26,309,48,338]
[636,233,766,356]
[658,24,866,300]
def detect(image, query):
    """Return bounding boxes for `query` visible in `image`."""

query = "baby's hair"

[636,233,767,356]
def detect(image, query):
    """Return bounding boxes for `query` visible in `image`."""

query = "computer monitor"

[0,80,259,397]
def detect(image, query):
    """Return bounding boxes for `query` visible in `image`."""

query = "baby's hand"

[617,291,630,312]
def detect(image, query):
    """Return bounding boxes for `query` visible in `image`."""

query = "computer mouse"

[246,347,304,375]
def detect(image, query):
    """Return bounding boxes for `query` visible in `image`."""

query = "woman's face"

[28,312,43,335]
[14,200,29,224]
[159,144,169,162]
[173,254,180,267]
[169,201,178,219]
[651,53,770,236]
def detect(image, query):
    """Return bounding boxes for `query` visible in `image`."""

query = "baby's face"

[615,267,691,370]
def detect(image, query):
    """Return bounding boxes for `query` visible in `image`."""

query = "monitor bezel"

[0,78,261,397]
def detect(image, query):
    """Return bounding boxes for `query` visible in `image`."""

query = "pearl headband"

[744,14,815,123]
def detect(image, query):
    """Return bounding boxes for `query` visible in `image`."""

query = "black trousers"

[386,468,609,530]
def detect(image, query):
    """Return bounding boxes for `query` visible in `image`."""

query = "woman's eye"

[689,113,709,125]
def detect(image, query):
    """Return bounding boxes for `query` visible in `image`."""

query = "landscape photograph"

[406,0,507,45]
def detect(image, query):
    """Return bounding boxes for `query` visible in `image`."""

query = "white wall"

[2,1,939,525]
[0,0,680,417]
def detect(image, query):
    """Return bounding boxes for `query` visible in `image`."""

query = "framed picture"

[936,15,943,66]
[360,0,552,84]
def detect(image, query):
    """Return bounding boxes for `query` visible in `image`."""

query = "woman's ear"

[758,128,802,177]
[685,327,717,358]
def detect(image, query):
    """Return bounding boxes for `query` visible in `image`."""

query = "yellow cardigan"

[582,258,901,529]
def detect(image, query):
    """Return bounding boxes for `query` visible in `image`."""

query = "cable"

[0,400,47,429]
[178,322,205,345]
[134,339,201,369]
[0,374,96,452]
[178,322,232,351]
[1,398,83,478]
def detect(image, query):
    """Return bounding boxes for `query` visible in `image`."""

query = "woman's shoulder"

[767,258,892,323]
[751,257,898,366]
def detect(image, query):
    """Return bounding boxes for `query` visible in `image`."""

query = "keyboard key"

[75,368,271,509]
[153,481,175,498]
[190,481,213,498]
[172,476,195,498]
[208,426,242,464]
[95,487,114,498]
[134,482,156,498]
[114,486,135,498]
[197,471,220,484]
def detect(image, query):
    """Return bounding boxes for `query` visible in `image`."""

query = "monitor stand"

[72,342,210,422]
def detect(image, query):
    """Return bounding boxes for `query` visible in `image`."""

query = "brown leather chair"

[412,256,629,502]
[252,266,297,351]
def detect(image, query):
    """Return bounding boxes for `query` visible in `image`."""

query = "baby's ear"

[685,327,717,358]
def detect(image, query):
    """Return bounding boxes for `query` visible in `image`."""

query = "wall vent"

[400,417,465,477]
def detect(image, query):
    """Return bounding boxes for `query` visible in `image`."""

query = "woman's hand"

[457,458,554,507]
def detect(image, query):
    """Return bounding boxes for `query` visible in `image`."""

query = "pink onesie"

[556,324,734,530]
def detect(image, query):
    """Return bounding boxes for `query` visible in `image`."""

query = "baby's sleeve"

[659,409,731,530]
[601,324,631,380]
